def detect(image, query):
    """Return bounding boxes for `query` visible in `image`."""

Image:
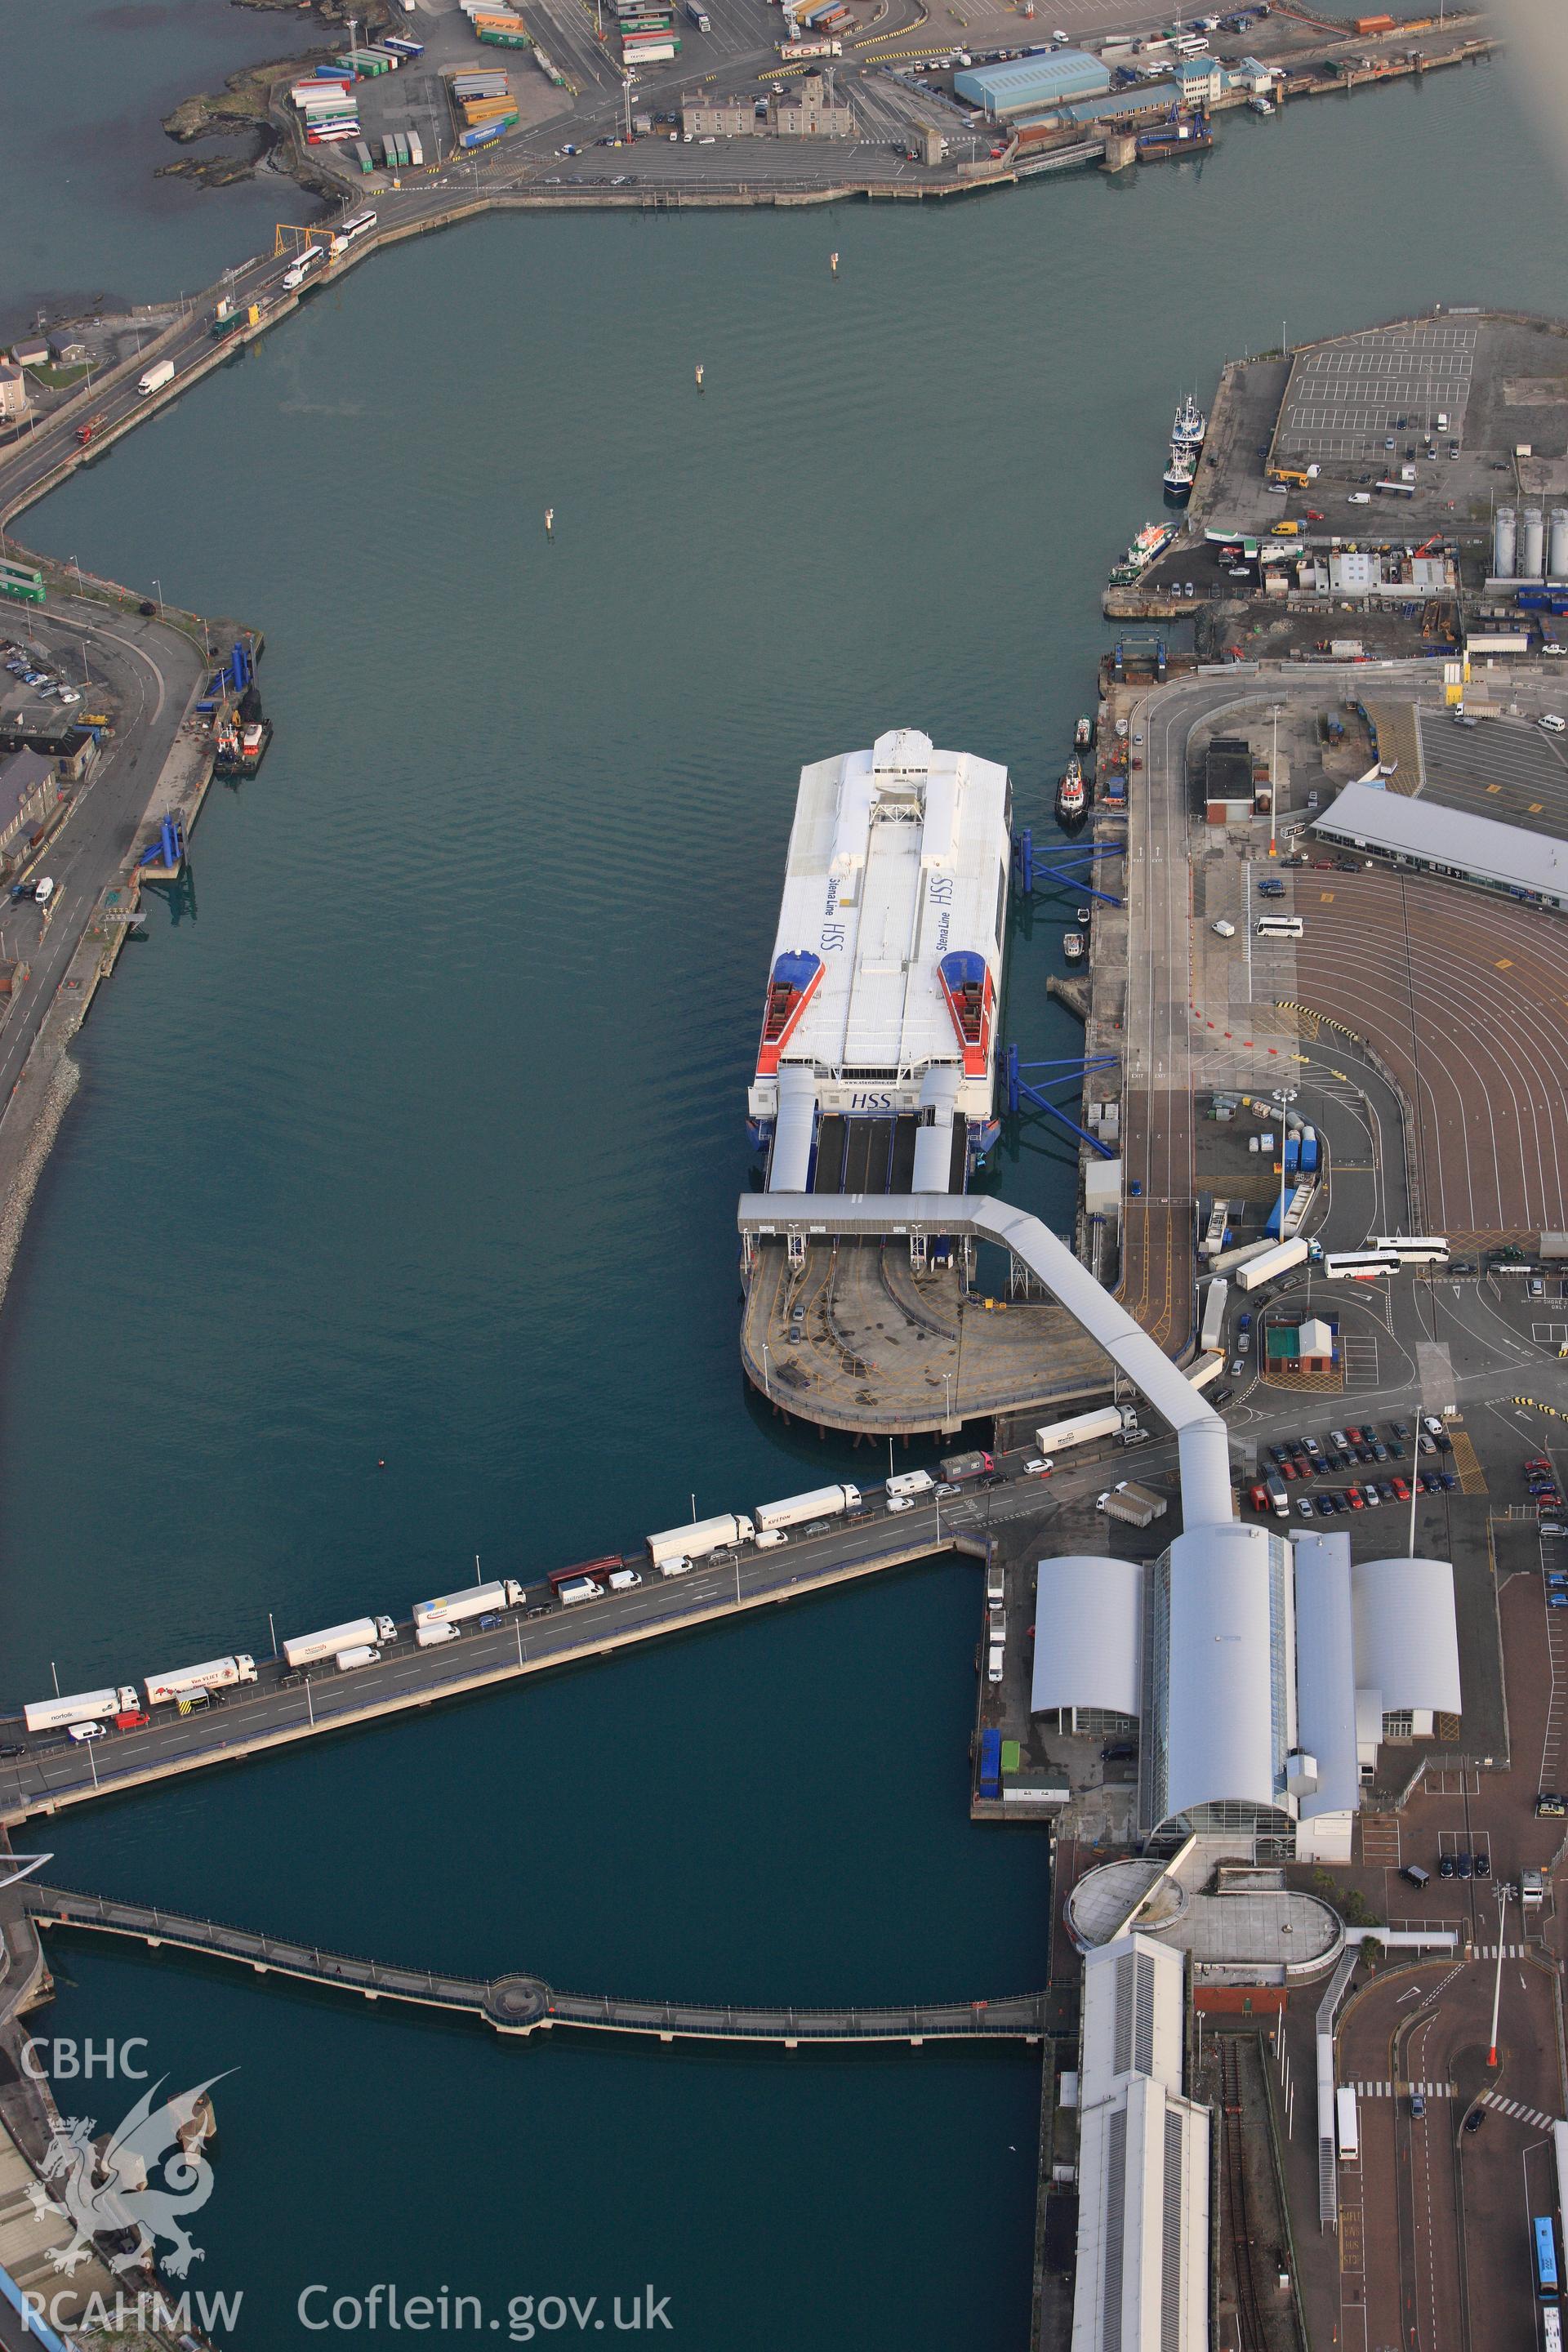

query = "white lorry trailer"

[23,1686,140,1735]
[645,1514,755,1570]
[1034,1403,1140,1454]
[1235,1237,1308,1293]
[411,1579,524,1628]
[137,359,176,395]
[753,1483,861,1534]
[282,1616,396,1670]
[144,1655,258,1706]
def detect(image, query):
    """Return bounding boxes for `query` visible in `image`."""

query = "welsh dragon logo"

[29,2075,231,2278]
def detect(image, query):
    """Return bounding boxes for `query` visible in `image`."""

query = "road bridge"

[0,1508,1045,1829]
[20,1886,1048,2047]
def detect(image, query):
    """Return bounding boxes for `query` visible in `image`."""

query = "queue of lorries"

[13,1459,1032,1750]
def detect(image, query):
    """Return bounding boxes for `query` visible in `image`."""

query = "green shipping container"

[1000,1739,1022,1775]
[478,27,532,42]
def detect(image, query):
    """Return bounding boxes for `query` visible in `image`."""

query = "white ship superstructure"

[748,729,1011,1195]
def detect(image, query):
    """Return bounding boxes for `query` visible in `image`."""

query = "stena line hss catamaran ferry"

[746,729,1011,1196]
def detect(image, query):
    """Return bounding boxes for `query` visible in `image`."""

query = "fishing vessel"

[1163,445,1196,501]
[1171,394,1207,448]
[1108,519,1178,586]
[1056,756,1087,824]
[1074,715,1093,751]
[746,728,1011,1192]
[1062,930,1085,964]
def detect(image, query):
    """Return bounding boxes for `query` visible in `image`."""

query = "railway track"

[1218,2038,1267,2352]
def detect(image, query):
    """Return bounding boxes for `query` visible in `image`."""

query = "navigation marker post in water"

[545,507,555,539]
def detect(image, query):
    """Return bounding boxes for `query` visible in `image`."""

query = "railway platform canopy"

[1070,1932,1211,2352]
[1312,779,1568,906]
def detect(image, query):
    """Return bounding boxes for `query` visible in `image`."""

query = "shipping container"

[407,127,425,163]
[137,359,176,396]
[1198,1276,1228,1354]
[460,113,515,140]
[646,1513,755,1569]
[978,1726,1003,1800]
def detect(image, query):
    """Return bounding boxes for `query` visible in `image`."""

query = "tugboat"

[1171,394,1206,449]
[1074,715,1094,751]
[1163,444,1196,501]
[1056,755,1088,826]
[1062,929,1086,964]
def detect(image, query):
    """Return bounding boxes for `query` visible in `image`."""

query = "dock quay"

[0,1503,1044,1828]
[14,1886,1049,2047]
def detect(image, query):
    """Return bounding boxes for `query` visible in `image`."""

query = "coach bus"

[1535,2216,1559,2299]
[1323,1249,1401,1282]
[1372,1235,1451,1269]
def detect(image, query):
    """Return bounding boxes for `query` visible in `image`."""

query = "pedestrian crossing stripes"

[1352,2081,1456,2099]
[1474,1944,1528,1958]
[1483,2091,1559,2131]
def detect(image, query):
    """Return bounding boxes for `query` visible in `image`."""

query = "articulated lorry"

[144,1655,257,1706]
[1035,1403,1140,1454]
[1235,1237,1308,1292]
[283,1616,397,1670]
[752,1484,861,1534]
[24,1686,140,1735]
[412,1579,524,1628]
[646,1514,755,1570]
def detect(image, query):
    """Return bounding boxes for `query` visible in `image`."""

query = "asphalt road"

[0,1465,1066,1819]
[0,602,202,1116]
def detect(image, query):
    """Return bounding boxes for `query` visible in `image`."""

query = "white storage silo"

[1494,507,1517,579]
[1551,509,1568,581]
[1522,506,1546,580]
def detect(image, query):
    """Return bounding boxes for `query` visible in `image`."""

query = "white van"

[558,1575,602,1605]
[334,1645,380,1671]
[608,1566,642,1590]
[659,1556,692,1577]
[33,877,55,908]
[1256,914,1303,938]
[755,1528,788,1548]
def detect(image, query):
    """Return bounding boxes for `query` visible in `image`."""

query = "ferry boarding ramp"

[737,1191,1233,1527]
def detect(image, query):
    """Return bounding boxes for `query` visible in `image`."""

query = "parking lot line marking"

[1320,891,1334,902]
[1495,956,1513,970]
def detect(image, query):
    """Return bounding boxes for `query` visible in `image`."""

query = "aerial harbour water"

[3,33,1567,2351]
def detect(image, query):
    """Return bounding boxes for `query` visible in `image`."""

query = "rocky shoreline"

[159,0,400,188]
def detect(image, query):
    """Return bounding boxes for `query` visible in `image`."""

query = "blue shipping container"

[1265,1197,1284,1239]
[978,1727,1002,1799]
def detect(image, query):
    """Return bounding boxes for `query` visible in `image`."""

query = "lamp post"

[152,577,164,621]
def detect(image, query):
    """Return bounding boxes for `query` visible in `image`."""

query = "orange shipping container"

[1353,11,1394,29]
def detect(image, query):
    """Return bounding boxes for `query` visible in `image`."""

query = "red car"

[1391,1475,1410,1499]
[1347,1486,1365,1508]
[1305,507,1325,520]
[114,1708,149,1731]
[1281,1459,1298,1480]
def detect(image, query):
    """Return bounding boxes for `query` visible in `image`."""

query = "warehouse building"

[954,47,1110,117]
[1071,1933,1210,2352]
[1312,779,1568,906]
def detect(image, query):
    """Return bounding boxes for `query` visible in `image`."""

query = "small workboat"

[1063,930,1085,964]
[1056,757,1087,824]
[1074,715,1094,751]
